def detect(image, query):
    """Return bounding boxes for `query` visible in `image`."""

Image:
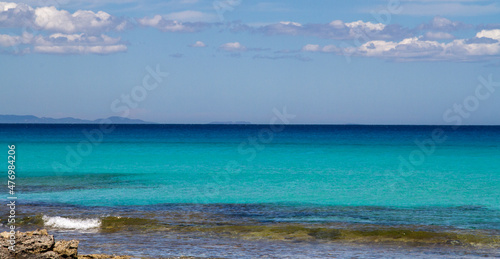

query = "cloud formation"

[137,14,211,32]
[0,31,126,54]
[417,16,469,32]
[0,1,128,54]
[0,31,32,47]
[189,40,206,47]
[219,41,246,52]
[1,2,499,61]
[302,29,500,62]
[0,2,126,34]
[33,33,127,54]
[235,20,411,41]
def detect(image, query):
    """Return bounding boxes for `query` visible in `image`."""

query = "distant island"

[0,115,255,125]
[0,115,153,124]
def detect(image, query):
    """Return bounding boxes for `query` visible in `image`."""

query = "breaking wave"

[42,216,101,230]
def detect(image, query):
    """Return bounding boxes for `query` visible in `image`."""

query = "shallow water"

[2,202,499,258]
[53,231,500,259]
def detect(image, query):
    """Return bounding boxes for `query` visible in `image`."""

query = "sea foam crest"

[42,215,101,230]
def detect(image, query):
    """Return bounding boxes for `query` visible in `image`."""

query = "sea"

[1,124,499,258]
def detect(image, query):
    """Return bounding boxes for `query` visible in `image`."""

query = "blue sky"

[1,0,500,124]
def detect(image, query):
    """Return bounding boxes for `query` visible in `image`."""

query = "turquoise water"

[3,124,499,209]
[1,124,500,257]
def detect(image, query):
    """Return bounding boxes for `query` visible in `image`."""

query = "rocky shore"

[0,229,131,259]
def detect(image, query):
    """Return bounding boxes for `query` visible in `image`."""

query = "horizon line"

[1,123,500,127]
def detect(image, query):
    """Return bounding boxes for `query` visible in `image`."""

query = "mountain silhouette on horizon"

[0,115,153,124]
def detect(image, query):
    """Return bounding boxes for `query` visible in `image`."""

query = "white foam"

[42,216,101,230]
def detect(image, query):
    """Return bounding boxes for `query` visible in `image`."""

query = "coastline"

[0,229,221,259]
[2,225,499,258]
[2,202,499,258]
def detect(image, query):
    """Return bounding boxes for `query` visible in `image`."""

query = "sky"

[1,0,500,124]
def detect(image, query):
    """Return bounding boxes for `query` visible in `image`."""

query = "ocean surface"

[1,124,499,258]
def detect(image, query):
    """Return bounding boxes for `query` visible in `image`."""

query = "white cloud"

[189,40,206,47]
[302,29,500,62]
[0,2,126,33]
[279,21,302,27]
[353,35,500,61]
[329,20,345,29]
[0,1,128,55]
[301,44,338,53]
[137,10,217,32]
[321,45,339,53]
[418,16,468,32]
[301,44,320,52]
[0,2,17,10]
[0,34,20,46]
[353,38,443,59]
[476,29,500,40]
[34,7,120,33]
[258,21,303,35]
[1,30,126,54]
[137,15,210,32]
[137,15,162,27]
[429,16,459,29]
[34,6,75,32]
[253,20,404,40]
[0,31,33,47]
[0,2,33,27]
[345,20,385,31]
[33,33,126,54]
[219,42,246,52]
